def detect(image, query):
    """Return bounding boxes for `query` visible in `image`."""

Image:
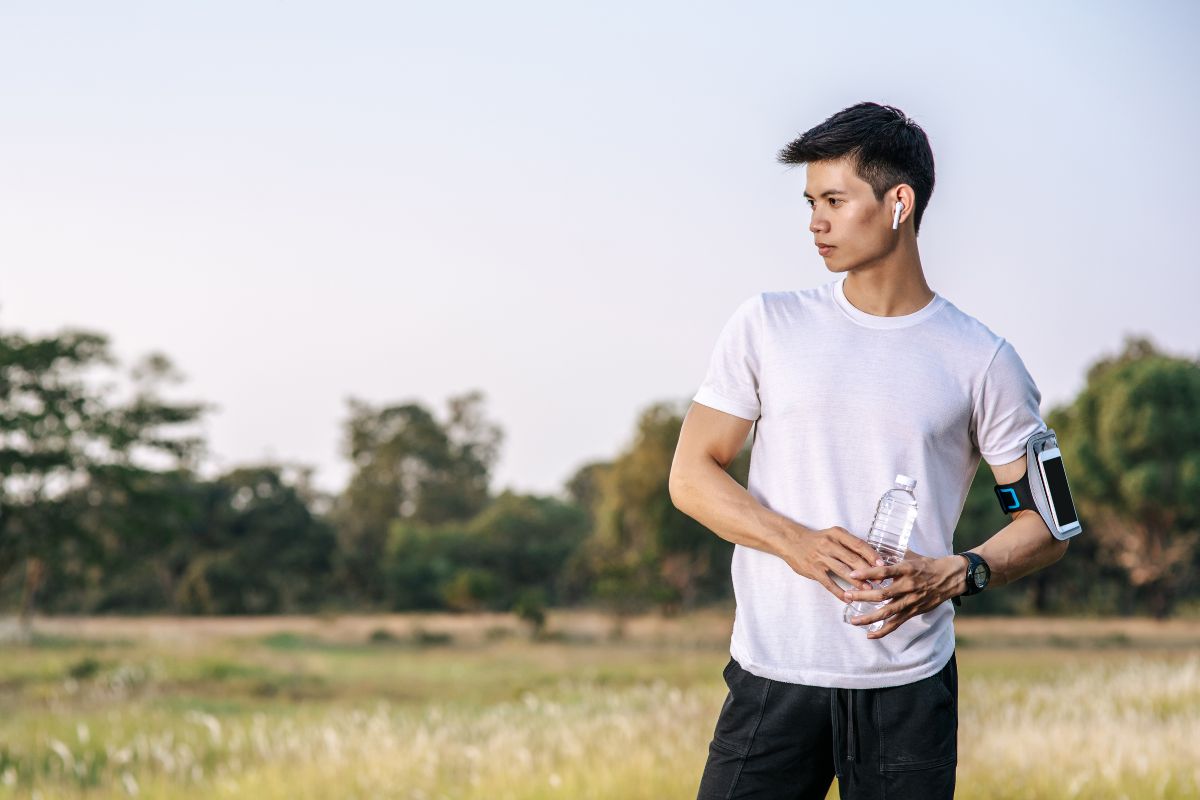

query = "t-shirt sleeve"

[692,294,763,421]
[969,339,1048,466]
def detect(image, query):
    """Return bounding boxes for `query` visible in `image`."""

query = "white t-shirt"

[692,274,1046,689]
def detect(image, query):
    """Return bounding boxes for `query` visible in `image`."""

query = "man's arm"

[944,453,1070,593]
[670,402,882,599]
[844,453,1070,639]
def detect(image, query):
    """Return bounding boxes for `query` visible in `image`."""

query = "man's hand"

[843,553,965,639]
[776,526,885,603]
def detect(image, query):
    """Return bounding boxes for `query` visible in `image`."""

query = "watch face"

[972,563,990,589]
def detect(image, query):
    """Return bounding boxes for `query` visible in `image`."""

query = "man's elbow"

[1038,516,1071,561]
[1017,509,1070,561]
[668,468,690,511]
[1039,520,1071,563]
[669,457,712,512]
[1051,536,1070,562]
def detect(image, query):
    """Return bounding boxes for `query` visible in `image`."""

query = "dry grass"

[21,609,1200,648]
[0,611,1197,799]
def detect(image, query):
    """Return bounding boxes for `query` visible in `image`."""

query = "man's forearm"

[669,457,805,559]
[672,459,1068,597]
[939,509,1070,594]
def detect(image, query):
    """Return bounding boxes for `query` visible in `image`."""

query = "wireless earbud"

[892,200,904,230]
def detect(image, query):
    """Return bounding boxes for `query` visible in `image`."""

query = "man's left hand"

[843,552,966,639]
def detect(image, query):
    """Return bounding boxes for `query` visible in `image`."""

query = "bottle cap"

[895,473,917,490]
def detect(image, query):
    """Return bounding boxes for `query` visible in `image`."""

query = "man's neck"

[840,245,933,317]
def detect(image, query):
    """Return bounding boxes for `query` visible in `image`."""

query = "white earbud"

[892,200,904,230]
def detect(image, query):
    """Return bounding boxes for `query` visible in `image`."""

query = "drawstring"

[847,688,857,762]
[831,687,858,766]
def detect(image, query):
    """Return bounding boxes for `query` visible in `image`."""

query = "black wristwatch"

[951,552,990,608]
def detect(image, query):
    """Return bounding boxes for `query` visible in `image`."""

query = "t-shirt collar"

[832,275,946,330]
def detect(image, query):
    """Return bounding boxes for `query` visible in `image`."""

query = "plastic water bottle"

[843,474,919,633]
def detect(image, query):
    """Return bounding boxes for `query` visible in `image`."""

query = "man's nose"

[809,214,829,234]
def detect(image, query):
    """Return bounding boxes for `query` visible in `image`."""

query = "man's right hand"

[777,525,884,602]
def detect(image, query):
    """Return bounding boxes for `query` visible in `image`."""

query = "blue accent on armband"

[1000,487,1020,510]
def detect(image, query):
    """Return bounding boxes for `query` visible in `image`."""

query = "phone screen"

[1040,454,1079,527]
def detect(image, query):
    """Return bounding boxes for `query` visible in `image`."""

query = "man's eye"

[829,198,842,207]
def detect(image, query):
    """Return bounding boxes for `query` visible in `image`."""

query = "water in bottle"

[844,474,919,634]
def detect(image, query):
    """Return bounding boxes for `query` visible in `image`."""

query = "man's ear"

[893,184,916,225]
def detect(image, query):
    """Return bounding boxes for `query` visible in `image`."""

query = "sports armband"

[992,428,1082,541]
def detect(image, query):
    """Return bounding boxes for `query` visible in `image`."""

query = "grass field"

[0,610,1197,799]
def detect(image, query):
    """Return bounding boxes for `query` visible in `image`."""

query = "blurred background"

[1,2,1198,798]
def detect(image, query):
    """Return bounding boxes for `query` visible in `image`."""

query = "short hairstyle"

[777,102,936,235]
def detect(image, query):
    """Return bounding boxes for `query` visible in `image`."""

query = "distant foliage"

[2,319,1198,619]
[383,490,588,612]
[0,327,209,625]
[1047,335,1200,618]
[329,391,502,607]
[567,402,740,618]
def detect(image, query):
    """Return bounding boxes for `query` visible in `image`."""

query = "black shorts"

[696,651,958,799]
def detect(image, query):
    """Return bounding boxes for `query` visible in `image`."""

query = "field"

[0,610,1198,799]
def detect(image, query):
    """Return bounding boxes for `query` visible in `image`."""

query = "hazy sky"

[3,1,1197,499]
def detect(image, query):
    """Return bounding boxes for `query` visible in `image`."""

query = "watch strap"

[952,552,987,607]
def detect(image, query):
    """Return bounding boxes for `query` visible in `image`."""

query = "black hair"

[777,101,936,236]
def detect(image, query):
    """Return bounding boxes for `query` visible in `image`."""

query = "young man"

[669,101,1070,799]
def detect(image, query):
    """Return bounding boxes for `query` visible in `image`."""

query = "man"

[669,101,1070,799]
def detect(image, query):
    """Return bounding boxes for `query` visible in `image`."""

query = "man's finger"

[821,576,850,602]
[831,560,874,592]
[849,563,899,582]
[847,598,901,627]
[867,599,922,637]
[861,591,919,624]
[867,624,892,639]
[861,608,906,637]
[845,548,885,579]
[828,564,872,593]
[845,579,908,604]
[867,611,912,639]
[838,532,882,568]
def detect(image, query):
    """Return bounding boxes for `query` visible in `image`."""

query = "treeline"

[1,325,1198,626]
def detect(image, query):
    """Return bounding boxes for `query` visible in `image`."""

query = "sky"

[2,1,1198,500]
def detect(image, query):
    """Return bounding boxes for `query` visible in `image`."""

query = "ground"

[0,611,1196,799]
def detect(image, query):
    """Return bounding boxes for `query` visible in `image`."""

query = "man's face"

[804,158,895,272]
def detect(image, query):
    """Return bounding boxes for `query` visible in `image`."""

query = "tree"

[564,460,608,513]
[0,327,208,634]
[577,400,743,625]
[49,465,205,613]
[382,489,587,612]
[172,464,338,614]
[331,390,502,605]
[1048,335,1200,618]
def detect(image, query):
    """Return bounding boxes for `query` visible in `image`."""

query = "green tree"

[1049,335,1200,618]
[48,466,205,613]
[383,489,587,611]
[564,460,608,512]
[332,390,502,605]
[577,400,744,624]
[173,464,338,614]
[0,328,208,634]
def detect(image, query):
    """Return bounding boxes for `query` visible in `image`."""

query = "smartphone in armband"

[1036,445,1081,538]
[993,428,1083,541]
